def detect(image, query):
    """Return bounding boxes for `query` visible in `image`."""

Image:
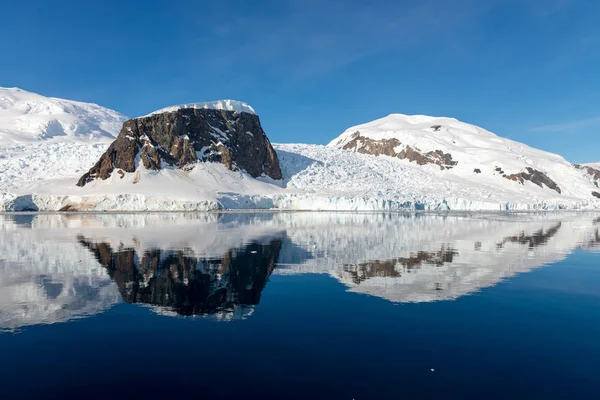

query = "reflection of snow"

[1,212,599,330]
[0,219,121,332]
[277,213,600,302]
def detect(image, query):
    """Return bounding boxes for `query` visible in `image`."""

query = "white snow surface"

[139,99,256,118]
[1,108,599,211]
[0,87,126,143]
[584,162,600,169]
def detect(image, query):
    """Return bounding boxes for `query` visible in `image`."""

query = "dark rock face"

[574,164,600,188]
[593,191,600,199]
[78,236,283,317]
[77,108,282,187]
[504,167,562,194]
[340,131,457,170]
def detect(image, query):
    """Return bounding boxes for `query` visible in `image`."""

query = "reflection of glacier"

[0,216,121,332]
[1,212,599,330]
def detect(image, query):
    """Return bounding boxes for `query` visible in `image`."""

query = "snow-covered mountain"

[76,100,281,189]
[328,113,600,202]
[0,87,126,143]
[0,87,128,211]
[1,90,599,211]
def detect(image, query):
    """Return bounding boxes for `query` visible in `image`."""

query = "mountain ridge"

[1,88,599,211]
[0,87,126,143]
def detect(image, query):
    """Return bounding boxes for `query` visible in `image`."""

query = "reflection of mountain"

[79,236,282,318]
[343,245,459,285]
[497,222,561,249]
[0,215,121,332]
[275,213,600,302]
[1,212,600,331]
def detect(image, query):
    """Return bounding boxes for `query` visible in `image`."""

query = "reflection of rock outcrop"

[579,227,600,250]
[276,213,600,303]
[343,245,458,285]
[78,236,282,318]
[331,223,565,302]
[497,222,561,249]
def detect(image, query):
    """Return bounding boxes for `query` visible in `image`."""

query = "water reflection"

[1,212,599,330]
[78,236,282,319]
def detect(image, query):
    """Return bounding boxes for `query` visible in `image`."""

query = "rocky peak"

[77,104,282,187]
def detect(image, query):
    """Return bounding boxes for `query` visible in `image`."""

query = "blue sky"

[1,0,599,162]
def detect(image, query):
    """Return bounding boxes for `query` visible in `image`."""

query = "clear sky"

[1,0,599,162]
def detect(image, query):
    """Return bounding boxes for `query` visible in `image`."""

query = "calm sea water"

[0,212,599,399]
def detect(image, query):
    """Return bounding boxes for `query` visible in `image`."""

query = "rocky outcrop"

[574,164,600,188]
[341,131,457,170]
[593,191,600,199]
[77,106,282,186]
[504,167,562,194]
[78,236,283,317]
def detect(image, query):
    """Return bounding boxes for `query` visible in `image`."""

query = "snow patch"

[139,100,256,118]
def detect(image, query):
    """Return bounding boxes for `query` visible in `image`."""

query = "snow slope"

[0,87,126,143]
[0,87,127,211]
[585,162,600,169]
[272,142,600,211]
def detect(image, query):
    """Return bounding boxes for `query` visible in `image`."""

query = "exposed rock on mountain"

[77,102,282,187]
[504,167,562,194]
[574,164,600,188]
[339,130,457,169]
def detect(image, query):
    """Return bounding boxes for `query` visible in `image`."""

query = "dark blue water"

[0,213,599,399]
